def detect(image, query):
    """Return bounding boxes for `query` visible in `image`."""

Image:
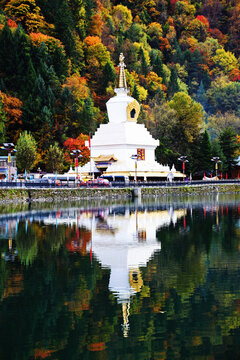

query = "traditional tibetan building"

[83,53,183,181]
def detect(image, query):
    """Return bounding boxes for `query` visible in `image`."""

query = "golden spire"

[118,53,127,89]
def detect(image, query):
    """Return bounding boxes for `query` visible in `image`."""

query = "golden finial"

[118,53,127,89]
[122,302,130,337]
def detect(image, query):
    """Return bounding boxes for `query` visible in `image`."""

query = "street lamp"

[130,154,140,183]
[0,143,16,181]
[178,155,188,180]
[71,149,82,184]
[211,157,221,178]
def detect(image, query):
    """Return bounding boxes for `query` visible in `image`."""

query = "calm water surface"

[1,194,240,359]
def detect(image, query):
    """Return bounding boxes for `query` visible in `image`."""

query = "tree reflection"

[0,203,239,359]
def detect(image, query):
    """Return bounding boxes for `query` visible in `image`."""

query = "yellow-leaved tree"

[4,0,54,33]
[169,92,204,151]
[212,48,239,75]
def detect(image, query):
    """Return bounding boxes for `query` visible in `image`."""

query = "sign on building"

[137,148,145,160]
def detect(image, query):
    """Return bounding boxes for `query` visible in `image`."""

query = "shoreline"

[0,183,240,203]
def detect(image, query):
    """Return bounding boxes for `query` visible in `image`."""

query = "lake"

[0,194,240,359]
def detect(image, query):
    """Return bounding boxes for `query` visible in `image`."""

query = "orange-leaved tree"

[29,32,64,48]
[63,134,90,166]
[0,91,23,142]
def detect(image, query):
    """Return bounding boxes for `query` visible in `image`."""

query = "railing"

[0,179,240,189]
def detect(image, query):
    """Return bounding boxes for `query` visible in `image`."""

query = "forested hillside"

[0,0,239,174]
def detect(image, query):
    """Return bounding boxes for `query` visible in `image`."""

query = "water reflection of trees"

[0,206,240,359]
[127,206,240,359]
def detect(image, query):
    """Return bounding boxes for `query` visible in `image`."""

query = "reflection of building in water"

[87,209,186,300]
[82,208,186,337]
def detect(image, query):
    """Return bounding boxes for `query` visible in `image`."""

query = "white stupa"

[86,53,183,180]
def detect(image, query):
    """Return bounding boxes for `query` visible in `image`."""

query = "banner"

[137,148,145,160]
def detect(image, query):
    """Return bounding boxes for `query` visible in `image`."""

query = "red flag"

[75,157,78,167]
[90,246,92,263]
[226,172,228,179]
[211,173,212,178]
[89,134,91,148]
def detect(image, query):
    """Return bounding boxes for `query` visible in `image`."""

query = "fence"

[0,179,240,189]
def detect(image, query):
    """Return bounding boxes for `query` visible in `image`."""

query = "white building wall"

[91,145,155,162]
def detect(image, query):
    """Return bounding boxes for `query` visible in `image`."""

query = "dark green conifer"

[219,127,239,174]
[198,130,212,172]
[186,49,203,93]
[24,59,37,95]
[46,86,56,110]
[168,68,180,98]
[152,54,166,85]
[0,23,15,79]
[139,47,149,76]
[195,81,208,113]
[102,61,117,90]
[80,97,97,134]
[84,0,97,22]
[132,83,140,102]
[54,0,76,58]
[40,106,53,127]
[172,38,184,64]
[202,71,211,90]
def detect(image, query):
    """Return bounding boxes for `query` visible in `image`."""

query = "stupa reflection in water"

[70,206,186,337]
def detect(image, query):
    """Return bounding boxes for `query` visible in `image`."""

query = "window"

[130,108,136,118]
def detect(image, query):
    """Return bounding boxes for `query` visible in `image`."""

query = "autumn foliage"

[0,0,239,173]
[0,91,22,142]
[63,134,90,166]
[30,32,64,48]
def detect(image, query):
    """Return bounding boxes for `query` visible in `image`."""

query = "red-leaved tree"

[63,134,90,166]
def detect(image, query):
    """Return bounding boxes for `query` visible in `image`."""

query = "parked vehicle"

[87,178,110,187]
[100,175,129,184]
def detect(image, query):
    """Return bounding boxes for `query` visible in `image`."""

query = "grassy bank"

[0,183,240,203]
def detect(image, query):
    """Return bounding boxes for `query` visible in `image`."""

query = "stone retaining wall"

[0,183,239,203]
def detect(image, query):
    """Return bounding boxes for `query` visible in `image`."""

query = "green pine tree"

[79,97,97,134]
[219,127,239,175]
[54,0,76,58]
[0,23,15,84]
[132,83,140,102]
[195,81,208,113]
[152,54,166,85]
[139,47,149,76]
[198,130,212,172]
[168,68,180,99]
[172,38,184,65]
[102,61,117,90]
